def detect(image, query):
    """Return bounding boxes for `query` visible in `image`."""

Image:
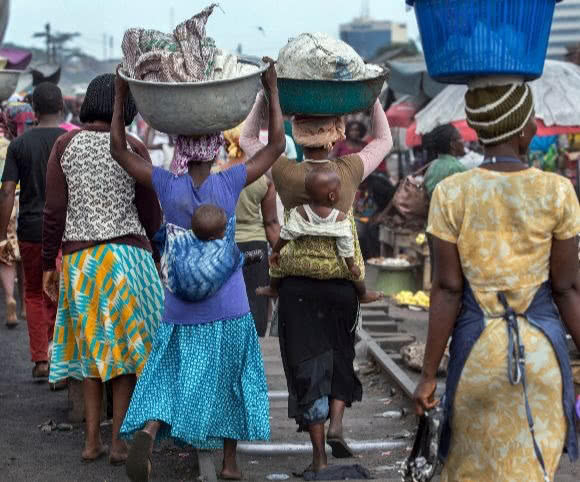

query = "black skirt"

[278,276,363,429]
[238,240,270,337]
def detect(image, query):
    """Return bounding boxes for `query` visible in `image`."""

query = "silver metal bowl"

[0,69,21,102]
[120,57,267,136]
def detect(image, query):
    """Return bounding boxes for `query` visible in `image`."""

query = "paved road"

[1,303,578,481]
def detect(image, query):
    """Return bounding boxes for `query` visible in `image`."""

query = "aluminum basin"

[120,57,267,136]
[0,69,20,102]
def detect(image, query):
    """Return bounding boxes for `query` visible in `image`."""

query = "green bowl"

[277,69,388,116]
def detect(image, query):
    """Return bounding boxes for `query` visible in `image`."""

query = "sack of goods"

[277,32,382,81]
[119,3,266,135]
[122,4,257,83]
[275,33,386,116]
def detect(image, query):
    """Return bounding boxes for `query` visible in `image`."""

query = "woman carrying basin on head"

[113,60,286,481]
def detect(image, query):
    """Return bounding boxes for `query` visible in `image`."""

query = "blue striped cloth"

[157,217,244,302]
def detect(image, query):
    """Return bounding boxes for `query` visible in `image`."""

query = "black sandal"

[126,431,153,481]
[326,437,354,458]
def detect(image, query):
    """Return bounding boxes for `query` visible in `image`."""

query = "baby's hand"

[349,264,361,278]
[269,252,281,267]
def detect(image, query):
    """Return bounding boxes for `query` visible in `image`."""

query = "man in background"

[0,82,65,382]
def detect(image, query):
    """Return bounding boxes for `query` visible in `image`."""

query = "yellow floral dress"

[427,167,580,482]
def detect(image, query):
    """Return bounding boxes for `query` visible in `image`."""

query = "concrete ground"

[1,300,578,481]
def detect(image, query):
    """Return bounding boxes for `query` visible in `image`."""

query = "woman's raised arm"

[244,59,286,186]
[359,100,393,180]
[110,68,153,189]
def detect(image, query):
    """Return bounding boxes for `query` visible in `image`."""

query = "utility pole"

[109,35,114,60]
[361,0,370,19]
[33,24,80,64]
[33,23,52,63]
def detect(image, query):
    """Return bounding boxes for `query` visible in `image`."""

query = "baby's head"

[305,166,341,206]
[191,204,227,241]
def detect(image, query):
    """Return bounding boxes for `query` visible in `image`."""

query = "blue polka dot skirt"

[120,313,270,449]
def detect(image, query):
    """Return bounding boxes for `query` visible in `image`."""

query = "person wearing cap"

[414,82,580,480]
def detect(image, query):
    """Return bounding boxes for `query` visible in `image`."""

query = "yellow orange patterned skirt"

[49,244,164,383]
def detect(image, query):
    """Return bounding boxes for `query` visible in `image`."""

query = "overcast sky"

[5,0,419,60]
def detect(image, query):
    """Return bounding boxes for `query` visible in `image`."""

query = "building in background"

[547,0,580,60]
[340,18,408,60]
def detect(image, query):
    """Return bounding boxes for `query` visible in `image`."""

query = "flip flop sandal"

[326,437,354,458]
[126,431,153,482]
[32,365,49,381]
[218,472,243,481]
[109,454,128,466]
[292,464,313,478]
[5,318,18,328]
[81,444,109,463]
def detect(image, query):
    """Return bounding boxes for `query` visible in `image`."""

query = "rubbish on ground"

[401,342,450,376]
[56,423,73,432]
[266,474,290,480]
[38,420,57,434]
[374,408,408,419]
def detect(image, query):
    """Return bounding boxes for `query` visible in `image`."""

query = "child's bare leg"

[355,280,384,304]
[256,277,280,298]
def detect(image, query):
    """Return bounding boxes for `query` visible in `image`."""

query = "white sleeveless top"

[60,130,146,242]
[280,204,354,258]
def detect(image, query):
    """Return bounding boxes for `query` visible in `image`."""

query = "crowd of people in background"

[0,52,578,482]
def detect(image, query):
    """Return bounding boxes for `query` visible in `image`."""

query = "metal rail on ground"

[357,327,418,400]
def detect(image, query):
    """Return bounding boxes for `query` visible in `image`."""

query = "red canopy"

[386,101,418,128]
[405,119,580,148]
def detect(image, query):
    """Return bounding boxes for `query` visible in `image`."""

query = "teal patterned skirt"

[120,313,270,449]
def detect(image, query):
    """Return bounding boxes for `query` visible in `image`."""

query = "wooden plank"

[361,311,388,322]
[357,329,417,399]
[361,321,399,333]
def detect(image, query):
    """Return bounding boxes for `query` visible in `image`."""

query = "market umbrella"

[386,95,426,128]
[407,60,580,146]
[387,60,445,99]
[405,119,580,148]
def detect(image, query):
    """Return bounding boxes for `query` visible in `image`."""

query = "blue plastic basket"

[406,0,562,83]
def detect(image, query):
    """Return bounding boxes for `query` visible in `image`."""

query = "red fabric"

[19,241,58,362]
[386,102,418,128]
[406,119,580,147]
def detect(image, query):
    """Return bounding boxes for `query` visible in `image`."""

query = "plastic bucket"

[407,0,559,83]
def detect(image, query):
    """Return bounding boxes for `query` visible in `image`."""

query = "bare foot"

[110,440,129,465]
[358,290,384,304]
[255,286,279,298]
[82,443,108,462]
[311,460,328,472]
[219,465,242,480]
[5,297,18,327]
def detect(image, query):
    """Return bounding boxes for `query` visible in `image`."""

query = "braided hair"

[422,124,460,162]
[80,73,137,126]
